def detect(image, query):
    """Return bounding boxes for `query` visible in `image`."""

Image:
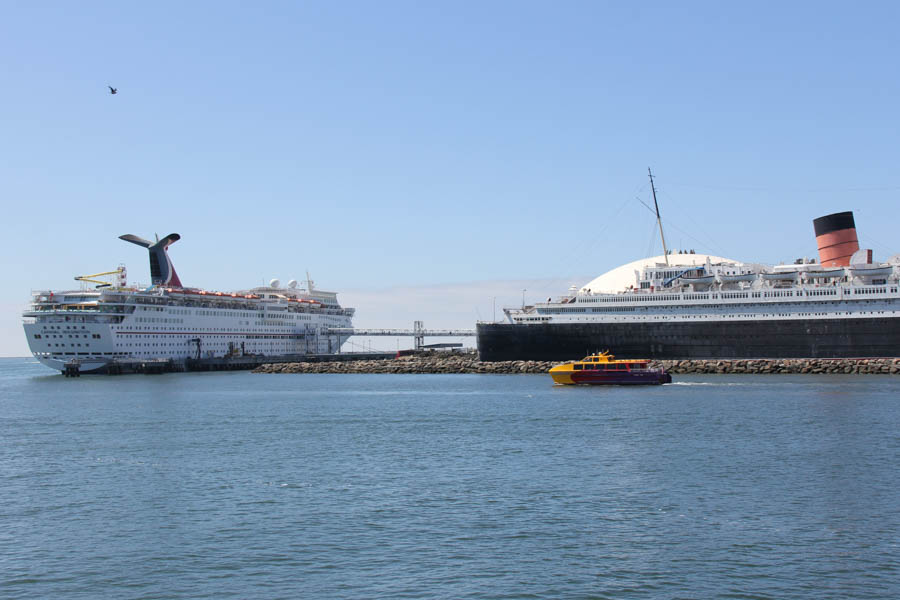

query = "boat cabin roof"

[579,351,648,364]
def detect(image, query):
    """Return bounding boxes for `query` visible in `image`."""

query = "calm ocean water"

[1,357,898,599]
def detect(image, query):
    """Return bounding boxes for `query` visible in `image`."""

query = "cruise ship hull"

[477,318,900,361]
[36,356,110,374]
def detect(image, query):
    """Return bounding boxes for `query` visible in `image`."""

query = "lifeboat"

[804,268,845,279]
[849,265,894,278]
[762,271,801,281]
[549,351,672,385]
[681,274,716,285]
[718,273,757,283]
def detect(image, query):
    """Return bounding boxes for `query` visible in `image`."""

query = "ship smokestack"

[813,211,859,267]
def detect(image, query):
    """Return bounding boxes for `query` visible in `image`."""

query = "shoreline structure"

[254,351,900,375]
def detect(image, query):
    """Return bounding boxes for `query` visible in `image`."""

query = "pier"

[64,352,398,376]
[326,321,475,351]
[184,352,396,372]
[60,321,475,376]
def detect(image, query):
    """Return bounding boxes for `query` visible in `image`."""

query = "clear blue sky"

[2,1,898,355]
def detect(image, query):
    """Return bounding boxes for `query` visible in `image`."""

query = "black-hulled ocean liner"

[477,211,900,361]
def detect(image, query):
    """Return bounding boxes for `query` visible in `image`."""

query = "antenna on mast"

[648,167,669,266]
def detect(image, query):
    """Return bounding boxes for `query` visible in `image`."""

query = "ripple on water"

[0,360,899,598]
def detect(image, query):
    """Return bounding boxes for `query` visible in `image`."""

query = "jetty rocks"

[256,354,555,374]
[254,353,900,375]
[654,358,900,375]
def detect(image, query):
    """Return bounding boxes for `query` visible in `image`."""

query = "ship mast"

[648,167,669,266]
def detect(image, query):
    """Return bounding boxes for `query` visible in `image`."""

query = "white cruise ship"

[23,233,354,373]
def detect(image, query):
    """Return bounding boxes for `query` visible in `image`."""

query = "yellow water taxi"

[549,351,672,385]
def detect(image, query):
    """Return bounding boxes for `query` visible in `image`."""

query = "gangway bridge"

[326,321,475,351]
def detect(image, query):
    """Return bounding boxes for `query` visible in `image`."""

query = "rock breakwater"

[254,354,900,375]
[655,358,900,374]
[255,354,555,374]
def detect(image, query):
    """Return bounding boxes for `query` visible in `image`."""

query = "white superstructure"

[23,233,354,373]
[507,251,900,325]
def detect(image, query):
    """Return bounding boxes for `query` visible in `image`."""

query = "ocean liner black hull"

[476,318,900,361]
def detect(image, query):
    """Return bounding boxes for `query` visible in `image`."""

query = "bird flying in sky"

[108,85,117,95]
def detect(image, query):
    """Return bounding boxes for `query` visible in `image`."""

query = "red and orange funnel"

[813,211,859,267]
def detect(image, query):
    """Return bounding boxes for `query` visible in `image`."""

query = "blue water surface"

[1,357,898,599]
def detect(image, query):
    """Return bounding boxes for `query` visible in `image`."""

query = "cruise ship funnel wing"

[119,233,183,288]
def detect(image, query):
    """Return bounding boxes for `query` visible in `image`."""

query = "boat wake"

[668,381,753,387]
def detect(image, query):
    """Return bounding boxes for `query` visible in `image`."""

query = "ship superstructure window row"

[574,289,900,307]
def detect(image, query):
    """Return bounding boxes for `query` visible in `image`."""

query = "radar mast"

[648,167,669,266]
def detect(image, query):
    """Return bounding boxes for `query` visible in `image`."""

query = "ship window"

[573,364,582,370]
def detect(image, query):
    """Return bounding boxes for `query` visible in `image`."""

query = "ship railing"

[326,327,476,337]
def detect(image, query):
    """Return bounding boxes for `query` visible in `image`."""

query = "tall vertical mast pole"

[648,167,669,266]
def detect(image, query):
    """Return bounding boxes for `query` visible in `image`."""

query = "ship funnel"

[813,211,859,267]
[119,233,183,287]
